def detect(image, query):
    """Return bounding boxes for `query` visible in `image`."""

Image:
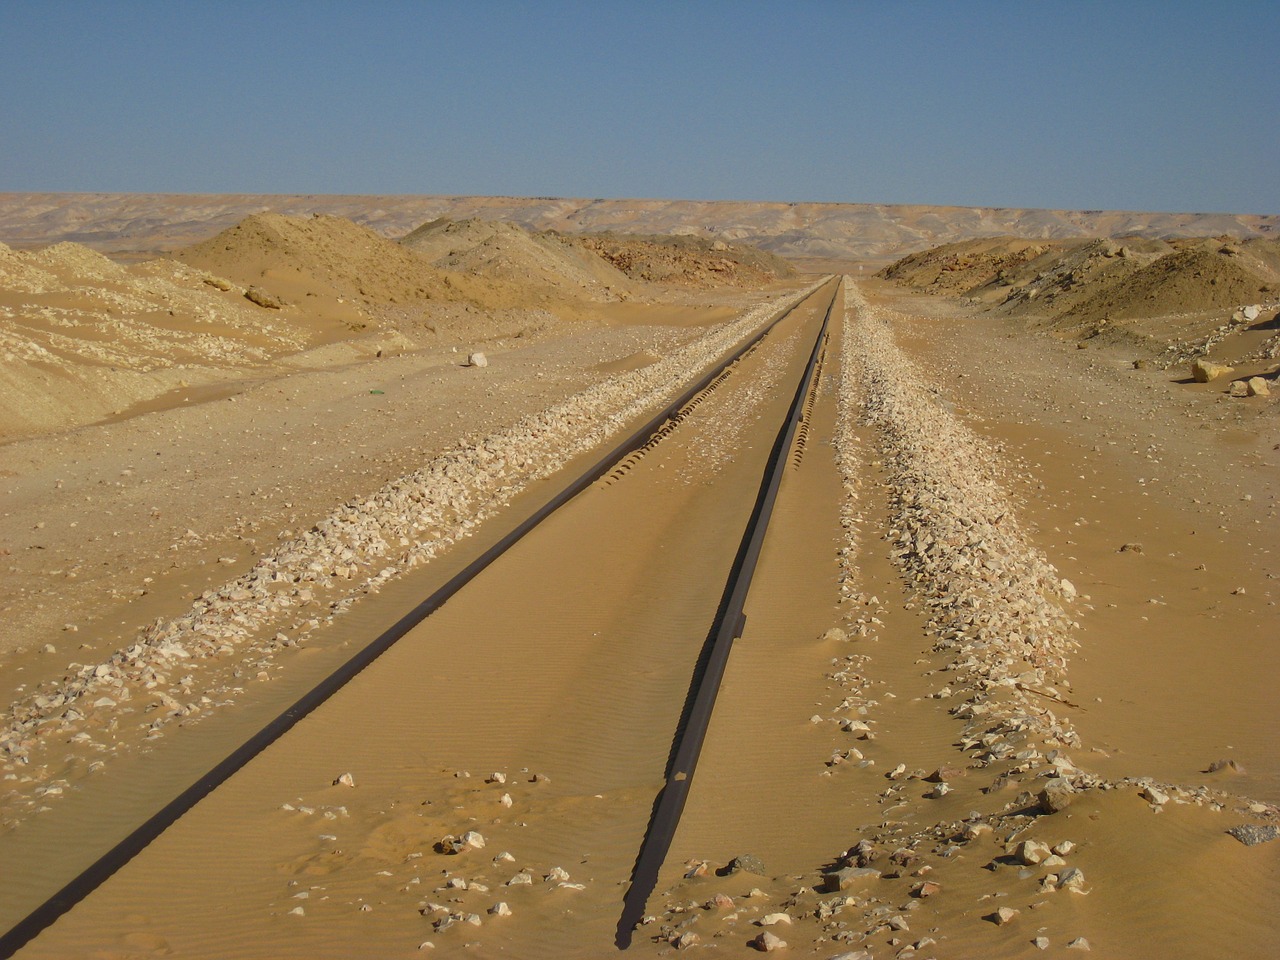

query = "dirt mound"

[567,232,792,288]
[1059,245,1271,321]
[879,235,1280,368]
[876,236,1057,297]
[991,236,1173,314]
[403,218,631,299]
[0,239,372,442]
[174,212,455,309]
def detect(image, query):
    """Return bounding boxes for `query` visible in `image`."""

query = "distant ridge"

[0,192,1275,261]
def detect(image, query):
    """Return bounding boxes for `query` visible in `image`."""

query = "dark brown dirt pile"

[568,232,793,288]
[876,236,1053,296]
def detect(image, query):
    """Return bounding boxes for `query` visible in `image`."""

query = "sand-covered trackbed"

[2,272,1276,959]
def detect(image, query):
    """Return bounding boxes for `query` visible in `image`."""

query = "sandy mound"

[0,238,364,442]
[402,218,631,299]
[174,212,455,310]
[989,236,1172,314]
[877,236,1056,296]
[879,235,1280,368]
[1058,244,1272,321]
[568,231,793,287]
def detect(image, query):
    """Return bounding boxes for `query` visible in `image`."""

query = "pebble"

[488,902,511,917]
[333,772,355,788]
[1033,936,1050,950]
[823,866,881,892]
[992,906,1019,925]
[1013,840,1052,865]
[752,931,787,952]
[1066,937,1091,950]
[726,853,767,876]
[1227,824,1280,846]
[1040,779,1075,813]
[1140,785,1169,806]
[1057,867,1087,891]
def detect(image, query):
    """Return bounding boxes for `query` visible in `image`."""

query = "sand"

[1,212,1277,959]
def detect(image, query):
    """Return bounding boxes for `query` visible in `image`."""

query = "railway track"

[2,278,840,958]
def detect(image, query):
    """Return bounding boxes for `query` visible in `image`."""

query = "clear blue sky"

[2,1,1276,213]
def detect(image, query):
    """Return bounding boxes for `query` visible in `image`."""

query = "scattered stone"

[1033,936,1050,950]
[244,285,284,309]
[1227,824,1280,846]
[1118,542,1143,554]
[1040,779,1075,814]
[1066,937,1091,951]
[1207,758,1245,774]
[1059,579,1077,600]
[1246,376,1270,397]
[821,627,848,642]
[488,902,511,917]
[1228,380,1249,398]
[823,866,881,892]
[333,772,356,788]
[545,866,570,882]
[925,782,951,799]
[1242,304,1262,322]
[1057,867,1087,891]
[1140,785,1169,806]
[708,893,735,910]
[911,881,942,898]
[758,913,793,926]
[751,931,787,952]
[1191,359,1234,383]
[1013,840,1052,865]
[725,854,767,876]
[990,906,1019,925]
[467,352,488,368]
[673,931,699,949]
[1051,840,1076,856]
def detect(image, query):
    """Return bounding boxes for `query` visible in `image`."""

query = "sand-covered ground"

[1,211,1277,958]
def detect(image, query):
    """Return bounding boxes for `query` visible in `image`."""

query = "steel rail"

[0,279,836,959]
[615,279,838,949]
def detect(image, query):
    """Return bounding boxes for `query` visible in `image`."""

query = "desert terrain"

[0,196,1276,960]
